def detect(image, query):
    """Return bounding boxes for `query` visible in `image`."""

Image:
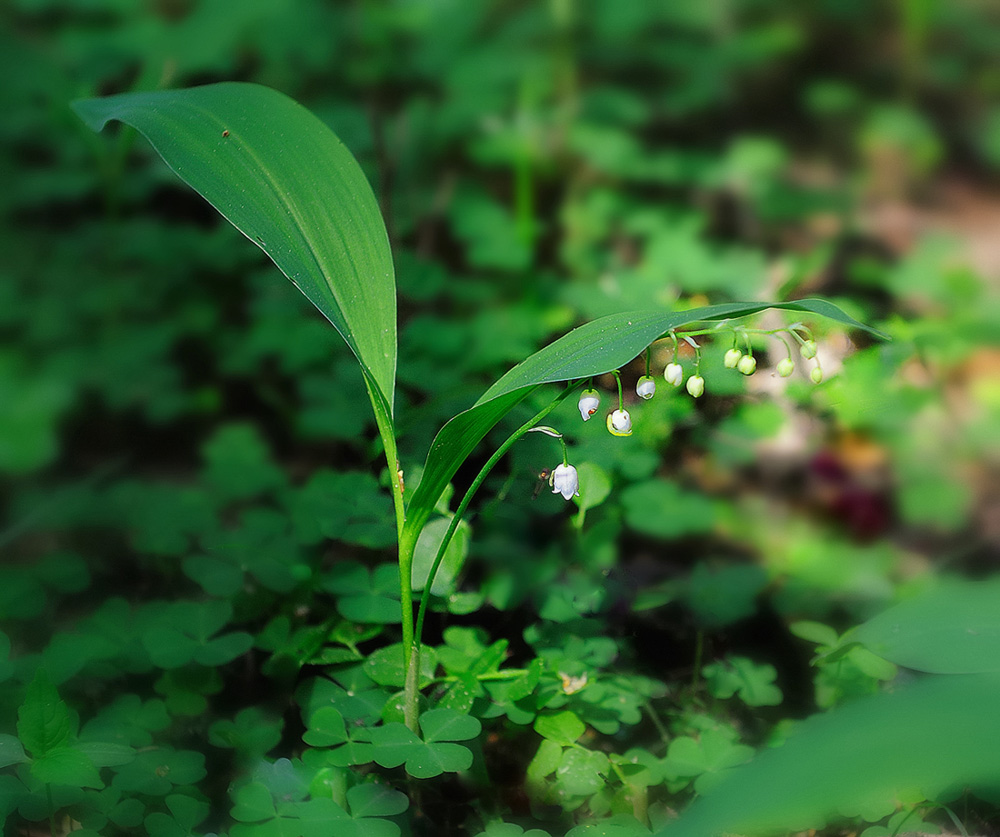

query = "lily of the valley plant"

[73,82,885,735]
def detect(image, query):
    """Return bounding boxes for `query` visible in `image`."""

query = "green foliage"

[5,1,1000,835]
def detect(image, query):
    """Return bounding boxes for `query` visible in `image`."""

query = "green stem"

[363,375,415,728]
[611,369,624,410]
[405,382,582,726]
[776,333,793,360]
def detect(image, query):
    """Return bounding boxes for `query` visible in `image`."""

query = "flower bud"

[736,355,757,376]
[636,375,656,400]
[686,375,705,398]
[606,409,633,437]
[578,389,601,421]
[550,463,580,500]
[723,348,743,368]
[810,366,823,384]
[664,363,683,387]
[800,340,817,360]
[776,357,795,377]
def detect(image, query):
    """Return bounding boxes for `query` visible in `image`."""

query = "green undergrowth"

[5,1,1000,836]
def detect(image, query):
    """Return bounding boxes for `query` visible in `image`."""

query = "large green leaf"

[403,299,884,545]
[658,672,1000,836]
[72,83,396,417]
[851,578,1000,673]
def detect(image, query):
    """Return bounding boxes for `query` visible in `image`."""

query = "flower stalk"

[404,381,582,731]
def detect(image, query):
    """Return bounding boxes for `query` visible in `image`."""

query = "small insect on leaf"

[222,129,229,137]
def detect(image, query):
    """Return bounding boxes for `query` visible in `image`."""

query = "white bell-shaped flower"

[724,348,743,369]
[635,375,656,400]
[578,389,601,421]
[550,463,580,500]
[686,375,705,398]
[606,409,633,437]
[664,363,683,387]
[776,357,795,377]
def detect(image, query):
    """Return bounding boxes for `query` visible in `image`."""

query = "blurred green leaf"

[684,564,768,627]
[140,600,252,669]
[621,479,715,540]
[852,579,1000,673]
[572,461,612,524]
[345,782,408,818]
[659,673,1000,836]
[322,562,401,625]
[703,657,783,707]
[661,728,754,794]
[411,516,471,596]
[201,423,285,502]
[0,735,27,769]
[31,746,103,789]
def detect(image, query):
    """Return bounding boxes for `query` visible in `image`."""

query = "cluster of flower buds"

[572,323,827,442]
[718,325,824,384]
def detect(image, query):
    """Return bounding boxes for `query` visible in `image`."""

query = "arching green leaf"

[403,299,884,546]
[72,83,396,419]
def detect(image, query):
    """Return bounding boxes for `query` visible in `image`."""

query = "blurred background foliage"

[3,0,1000,832]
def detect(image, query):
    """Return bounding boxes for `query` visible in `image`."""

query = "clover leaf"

[371,709,481,779]
[140,600,253,669]
[321,562,401,625]
[186,507,309,596]
[661,727,754,793]
[703,656,783,707]
[295,669,389,727]
[201,422,286,503]
[230,774,405,837]
[287,470,396,549]
[209,707,283,760]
